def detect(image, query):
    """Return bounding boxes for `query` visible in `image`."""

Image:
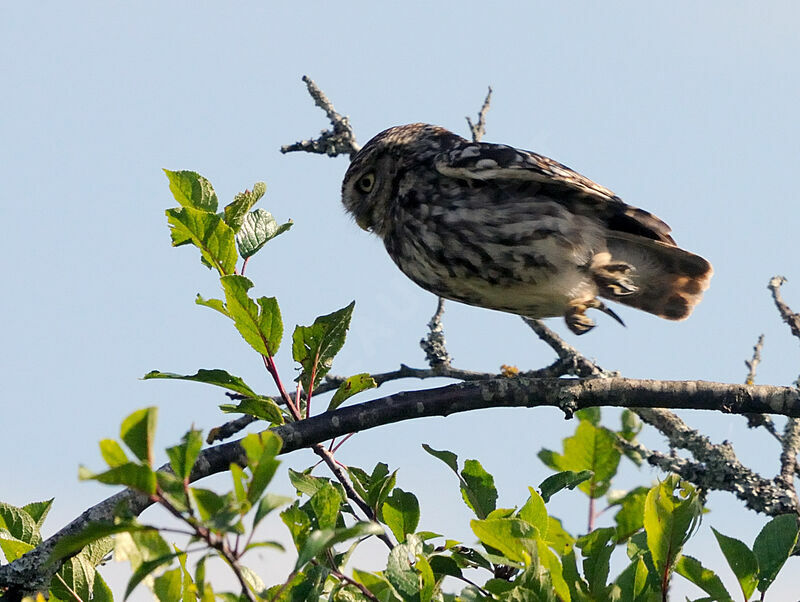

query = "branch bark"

[2,376,798,595]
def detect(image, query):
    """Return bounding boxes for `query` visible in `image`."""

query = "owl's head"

[341,123,460,236]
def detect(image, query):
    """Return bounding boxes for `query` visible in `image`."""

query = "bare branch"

[744,334,765,385]
[280,75,360,159]
[466,86,493,143]
[420,298,452,369]
[769,275,800,343]
[779,418,800,495]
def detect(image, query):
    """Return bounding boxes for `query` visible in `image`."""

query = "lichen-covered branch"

[769,276,800,343]
[280,75,360,159]
[3,376,799,595]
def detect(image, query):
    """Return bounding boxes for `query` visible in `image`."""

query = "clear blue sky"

[3,2,800,598]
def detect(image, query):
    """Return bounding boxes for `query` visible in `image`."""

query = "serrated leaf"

[612,487,648,543]
[675,555,732,601]
[125,551,184,600]
[0,536,33,563]
[422,444,459,472]
[195,294,229,316]
[120,407,157,465]
[220,274,283,356]
[224,182,266,232]
[538,420,620,498]
[292,301,355,391]
[329,373,377,410]
[644,475,702,590]
[470,518,538,565]
[166,207,237,275]
[538,470,594,502]
[711,527,758,600]
[51,520,150,562]
[382,488,420,543]
[79,463,157,495]
[281,502,312,549]
[254,494,293,529]
[753,513,799,593]
[166,429,204,481]
[518,487,548,537]
[220,396,284,425]
[236,208,293,259]
[386,536,423,597]
[144,369,258,397]
[310,482,343,530]
[0,502,39,545]
[21,499,53,530]
[164,170,218,212]
[577,527,616,598]
[295,522,383,571]
[460,459,497,519]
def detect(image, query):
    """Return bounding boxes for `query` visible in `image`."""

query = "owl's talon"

[593,261,638,297]
[565,306,596,335]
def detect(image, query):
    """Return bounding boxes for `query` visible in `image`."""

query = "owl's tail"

[599,232,713,321]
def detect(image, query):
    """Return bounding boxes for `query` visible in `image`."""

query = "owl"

[341,123,712,334]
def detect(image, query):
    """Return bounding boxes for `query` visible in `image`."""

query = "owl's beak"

[355,214,372,232]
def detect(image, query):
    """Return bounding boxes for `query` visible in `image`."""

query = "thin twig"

[522,318,605,377]
[745,334,765,386]
[768,276,800,342]
[466,86,493,143]
[280,76,360,159]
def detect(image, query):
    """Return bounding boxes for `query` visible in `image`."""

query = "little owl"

[341,123,712,334]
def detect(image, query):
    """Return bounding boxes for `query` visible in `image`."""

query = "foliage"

[2,172,798,601]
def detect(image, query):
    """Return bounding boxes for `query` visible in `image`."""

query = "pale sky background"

[2,2,800,599]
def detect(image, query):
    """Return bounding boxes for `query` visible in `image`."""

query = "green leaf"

[422,444,459,472]
[292,301,355,391]
[195,294,229,316]
[460,459,497,520]
[254,493,293,529]
[220,396,284,425]
[643,475,702,590]
[615,556,652,601]
[224,182,266,232]
[22,499,53,530]
[387,536,423,597]
[329,373,377,410]
[518,487,548,537]
[538,470,593,503]
[236,208,293,259]
[51,520,150,562]
[538,540,570,602]
[143,369,258,397]
[295,522,383,570]
[544,516,575,556]
[281,502,312,549]
[577,527,616,597]
[382,488,420,543]
[99,439,129,468]
[166,429,204,481]
[288,468,330,497]
[240,432,282,503]
[470,518,538,565]
[154,567,182,601]
[0,502,39,545]
[711,527,758,600]
[753,513,799,593]
[0,536,33,563]
[612,487,649,543]
[164,169,218,212]
[416,553,435,602]
[79,463,157,495]
[120,407,157,465]
[166,207,237,275]
[125,551,184,600]
[220,274,283,356]
[675,555,732,601]
[310,482,343,530]
[538,420,620,498]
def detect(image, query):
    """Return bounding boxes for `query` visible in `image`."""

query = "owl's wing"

[434,141,675,244]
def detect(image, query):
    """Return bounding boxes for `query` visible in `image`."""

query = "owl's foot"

[593,261,638,297]
[565,298,625,335]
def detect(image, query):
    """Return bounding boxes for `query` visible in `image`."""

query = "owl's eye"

[356,172,375,193]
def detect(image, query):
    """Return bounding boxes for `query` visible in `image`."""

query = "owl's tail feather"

[600,232,713,321]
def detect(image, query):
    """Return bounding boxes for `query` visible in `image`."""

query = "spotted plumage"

[341,123,712,334]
